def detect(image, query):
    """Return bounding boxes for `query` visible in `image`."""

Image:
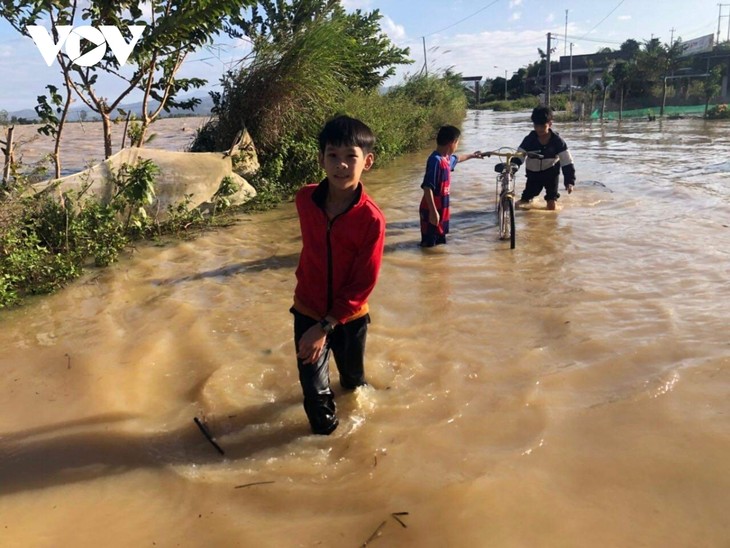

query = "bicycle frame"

[482,148,542,249]
[495,165,516,210]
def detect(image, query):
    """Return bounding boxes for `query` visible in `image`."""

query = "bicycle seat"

[494,163,520,174]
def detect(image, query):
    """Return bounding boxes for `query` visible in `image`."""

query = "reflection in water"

[1,112,729,547]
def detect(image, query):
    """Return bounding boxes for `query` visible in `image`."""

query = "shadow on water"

[152,217,447,286]
[0,399,308,495]
[153,253,301,285]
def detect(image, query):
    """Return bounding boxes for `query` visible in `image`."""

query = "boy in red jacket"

[291,115,385,435]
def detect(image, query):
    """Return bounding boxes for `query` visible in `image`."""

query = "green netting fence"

[590,104,719,120]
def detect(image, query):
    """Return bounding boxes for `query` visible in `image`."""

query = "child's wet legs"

[331,315,370,389]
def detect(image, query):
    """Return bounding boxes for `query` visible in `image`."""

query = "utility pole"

[718,4,730,44]
[564,10,568,56]
[569,43,574,103]
[546,32,552,107]
[422,37,428,75]
[670,27,675,46]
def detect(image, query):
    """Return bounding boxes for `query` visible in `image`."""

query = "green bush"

[218,70,469,205]
[0,156,234,308]
[386,71,468,133]
[706,104,730,119]
[479,96,540,111]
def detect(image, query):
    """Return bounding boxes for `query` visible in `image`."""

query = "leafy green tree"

[201,0,412,197]
[619,39,641,59]
[599,62,614,121]
[703,65,724,116]
[225,0,410,92]
[633,38,665,97]
[524,48,548,95]
[2,1,76,177]
[226,0,337,45]
[1,0,256,159]
[340,9,412,91]
[660,39,687,116]
[34,83,71,178]
[610,61,633,120]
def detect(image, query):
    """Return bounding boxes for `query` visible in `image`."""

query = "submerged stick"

[360,520,386,547]
[391,512,409,528]
[234,481,275,489]
[193,417,225,455]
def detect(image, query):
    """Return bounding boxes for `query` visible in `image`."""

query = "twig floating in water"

[234,481,275,489]
[391,512,409,528]
[360,520,386,547]
[65,353,71,369]
[193,417,225,455]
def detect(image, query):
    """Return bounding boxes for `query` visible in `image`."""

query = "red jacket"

[293,179,385,324]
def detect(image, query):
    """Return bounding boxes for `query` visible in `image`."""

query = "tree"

[611,61,632,120]
[619,39,641,59]
[1,0,256,160]
[660,39,686,116]
[211,0,411,152]
[524,50,548,95]
[2,1,75,177]
[703,65,723,116]
[633,38,665,98]
[35,83,72,178]
[599,63,614,121]
[490,76,507,99]
[225,1,410,92]
[196,0,414,197]
[337,9,412,91]
[225,0,337,46]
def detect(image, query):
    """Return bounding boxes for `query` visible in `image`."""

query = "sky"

[0,0,726,113]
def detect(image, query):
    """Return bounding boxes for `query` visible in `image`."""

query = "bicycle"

[482,148,543,249]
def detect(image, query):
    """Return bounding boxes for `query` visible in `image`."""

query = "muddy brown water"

[1,112,728,547]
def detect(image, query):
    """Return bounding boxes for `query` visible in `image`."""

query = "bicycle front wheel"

[507,197,515,248]
[498,196,516,248]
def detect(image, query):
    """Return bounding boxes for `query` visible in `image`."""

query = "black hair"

[318,115,375,153]
[436,125,461,146]
[531,105,554,125]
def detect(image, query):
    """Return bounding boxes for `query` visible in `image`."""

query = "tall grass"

[193,24,470,204]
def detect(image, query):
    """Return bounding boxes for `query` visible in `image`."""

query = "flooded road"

[1,111,729,547]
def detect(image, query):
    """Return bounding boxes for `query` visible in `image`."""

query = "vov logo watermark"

[27,25,146,67]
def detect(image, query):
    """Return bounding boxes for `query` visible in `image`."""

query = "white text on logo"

[27,25,146,67]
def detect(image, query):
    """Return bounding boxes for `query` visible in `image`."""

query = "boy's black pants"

[291,309,369,434]
[521,168,561,202]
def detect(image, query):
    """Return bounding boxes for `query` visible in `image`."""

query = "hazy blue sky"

[0,0,724,112]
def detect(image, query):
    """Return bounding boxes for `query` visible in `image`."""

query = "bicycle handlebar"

[480,148,543,160]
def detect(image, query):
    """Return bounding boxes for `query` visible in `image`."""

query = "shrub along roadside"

[1,72,469,309]
[193,71,468,208]
[0,159,240,308]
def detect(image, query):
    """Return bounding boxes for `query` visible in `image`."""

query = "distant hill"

[8,94,215,122]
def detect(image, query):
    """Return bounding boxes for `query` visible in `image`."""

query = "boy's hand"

[429,210,440,226]
[297,325,327,364]
[473,151,484,159]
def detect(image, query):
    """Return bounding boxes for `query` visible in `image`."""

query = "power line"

[558,34,624,46]
[422,0,501,38]
[576,0,626,41]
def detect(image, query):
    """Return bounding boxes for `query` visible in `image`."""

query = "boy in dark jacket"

[516,106,576,210]
[291,115,385,435]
